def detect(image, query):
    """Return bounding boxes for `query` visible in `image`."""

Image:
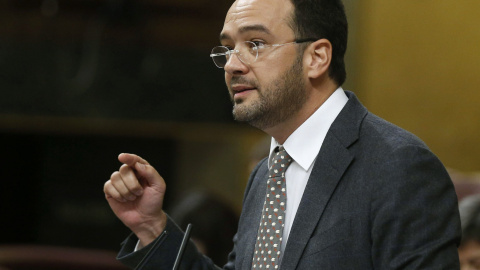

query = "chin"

[233,97,248,107]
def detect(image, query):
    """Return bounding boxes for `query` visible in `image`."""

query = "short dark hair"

[289,0,348,86]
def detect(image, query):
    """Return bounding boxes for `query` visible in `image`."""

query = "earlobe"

[307,39,332,79]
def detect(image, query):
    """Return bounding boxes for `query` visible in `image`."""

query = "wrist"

[133,211,168,247]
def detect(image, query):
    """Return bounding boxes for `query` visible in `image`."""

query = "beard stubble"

[230,55,307,130]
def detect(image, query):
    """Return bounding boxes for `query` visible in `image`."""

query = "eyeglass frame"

[210,38,318,68]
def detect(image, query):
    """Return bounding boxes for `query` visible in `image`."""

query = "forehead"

[221,0,294,40]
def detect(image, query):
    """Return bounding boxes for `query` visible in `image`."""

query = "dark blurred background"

[0,0,254,254]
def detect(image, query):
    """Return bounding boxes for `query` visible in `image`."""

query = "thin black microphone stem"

[135,223,193,270]
[173,223,193,270]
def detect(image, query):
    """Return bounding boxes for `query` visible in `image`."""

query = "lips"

[231,86,256,101]
[231,85,257,93]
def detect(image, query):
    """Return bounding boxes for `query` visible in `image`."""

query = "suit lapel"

[280,91,367,270]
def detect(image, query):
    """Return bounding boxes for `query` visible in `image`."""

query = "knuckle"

[119,164,130,174]
[103,180,111,192]
[103,181,127,202]
[104,181,117,196]
[124,178,139,189]
[112,193,124,202]
[110,171,120,180]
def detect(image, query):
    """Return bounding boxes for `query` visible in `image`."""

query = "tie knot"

[270,147,293,177]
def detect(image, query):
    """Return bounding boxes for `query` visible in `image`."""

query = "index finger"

[118,153,150,167]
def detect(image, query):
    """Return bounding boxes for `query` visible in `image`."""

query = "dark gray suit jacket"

[117,91,461,269]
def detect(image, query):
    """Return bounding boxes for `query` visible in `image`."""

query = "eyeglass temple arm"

[210,52,224,57]
[295,38,319,43]
[210,49,239,58]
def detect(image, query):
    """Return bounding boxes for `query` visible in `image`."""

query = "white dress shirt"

[269,87,349,253]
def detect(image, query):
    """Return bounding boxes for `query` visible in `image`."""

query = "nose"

[224,52,249,76]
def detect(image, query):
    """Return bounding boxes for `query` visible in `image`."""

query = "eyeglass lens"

[211,41,258,68]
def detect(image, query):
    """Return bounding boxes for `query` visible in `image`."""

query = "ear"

[305,39,332,79]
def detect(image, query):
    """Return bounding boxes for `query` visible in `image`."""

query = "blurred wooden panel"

[0,0,231,48]
[356,0,480,171]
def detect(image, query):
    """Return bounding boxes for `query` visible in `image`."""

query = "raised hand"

[104,153,167,246]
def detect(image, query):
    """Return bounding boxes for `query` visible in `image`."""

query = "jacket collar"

[280,91,368,270]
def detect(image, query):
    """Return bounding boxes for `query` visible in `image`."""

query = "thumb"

[134,161,164,187]
[118,153,150,167]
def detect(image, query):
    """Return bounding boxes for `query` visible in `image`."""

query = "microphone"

[135,223,193,270]
[173,224,193,270]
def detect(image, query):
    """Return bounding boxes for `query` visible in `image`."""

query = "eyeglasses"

[210,38,317,68]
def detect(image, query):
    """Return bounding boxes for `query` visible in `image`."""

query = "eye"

[220,41,234,49]
[252,40,266,48]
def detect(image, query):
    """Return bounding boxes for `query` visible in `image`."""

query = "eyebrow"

[219,24,272,42]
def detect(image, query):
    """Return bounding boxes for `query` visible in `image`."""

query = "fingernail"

[134,189,143,196]
[128,195,136,201]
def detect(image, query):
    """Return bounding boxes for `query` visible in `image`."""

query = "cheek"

[255,50,299,83]
[251,65,282,88]
[224,73,233,92]
[250,62,276,83]
[224,72,230,84]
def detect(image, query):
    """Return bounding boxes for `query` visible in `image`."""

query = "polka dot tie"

[252,146,293,269]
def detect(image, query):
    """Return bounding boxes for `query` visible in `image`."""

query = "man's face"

[220,0,308,130]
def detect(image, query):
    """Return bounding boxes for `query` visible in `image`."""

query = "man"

[103,0,461,269]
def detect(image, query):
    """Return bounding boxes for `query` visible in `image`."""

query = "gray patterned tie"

[252,146,293,269]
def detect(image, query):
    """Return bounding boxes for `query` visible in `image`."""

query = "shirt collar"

[269,88,349,171]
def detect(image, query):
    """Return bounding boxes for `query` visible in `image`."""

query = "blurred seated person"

[459,194,480,270]
[168,191,239,266]
[247,135,271,174]
[449,168,480,201]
